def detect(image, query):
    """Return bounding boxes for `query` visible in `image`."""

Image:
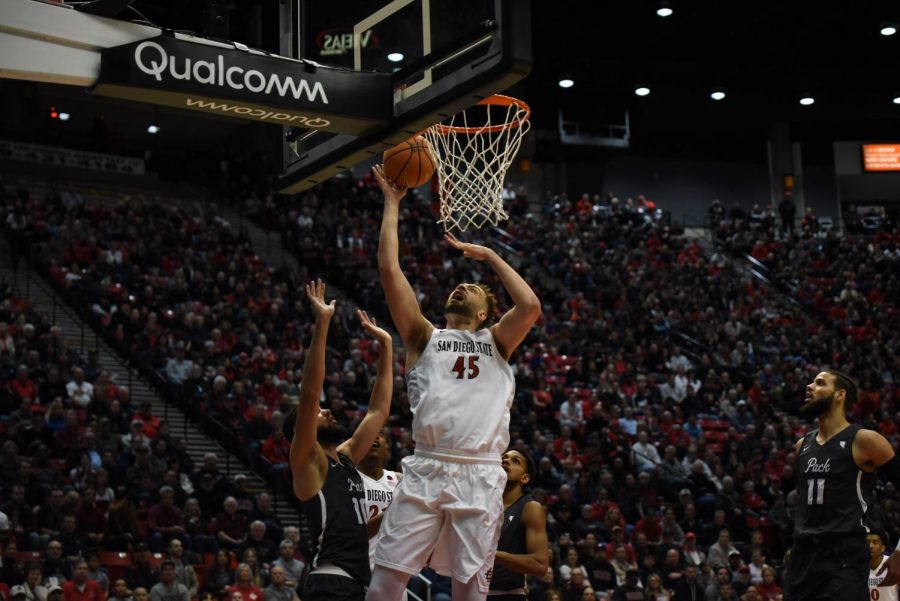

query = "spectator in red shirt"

[133,402,161,440]
[226,564,264,601]
[63,559,106,601]
[634,510,663,546]
[590,487,619,521]
[604,525,636,563]
[756,565,783,600]
[74,488,106,547]
[213,497,248,550]
[11,365,38,402]
[148,486,187,552]
[260,429,290,479]
[254,374,280,408]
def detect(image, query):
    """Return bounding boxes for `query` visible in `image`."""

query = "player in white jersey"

[366,165,541,601]
[358,430,406,600]
[358,430,403,569]
[869,531,899,601]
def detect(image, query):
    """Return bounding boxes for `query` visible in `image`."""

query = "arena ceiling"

[3,1,900,166]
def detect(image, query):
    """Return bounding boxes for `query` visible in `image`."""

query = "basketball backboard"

[275,0,531,195]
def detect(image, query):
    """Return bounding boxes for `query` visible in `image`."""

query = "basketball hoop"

[423,95,531,232]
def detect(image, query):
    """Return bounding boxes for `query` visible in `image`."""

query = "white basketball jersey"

[407,328,515,455]
[360,469,401,568]
[870,556,899,601]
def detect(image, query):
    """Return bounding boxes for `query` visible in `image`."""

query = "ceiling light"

[799,97,815,106]
[147,125,160,134]
[710,90,726,101]
[634,87,651,97]
[893,96,900,105]
[58,112,70,121]
[558,78,575,89]
[881,24,897,36]
[656,2,673,17]
[387,52,404,62]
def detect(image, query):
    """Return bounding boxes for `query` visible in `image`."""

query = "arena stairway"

[220,203,290,271]
[0,245,300,526]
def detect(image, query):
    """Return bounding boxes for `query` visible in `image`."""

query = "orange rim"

[429,94,531,136]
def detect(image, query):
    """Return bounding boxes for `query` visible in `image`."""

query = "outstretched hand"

[444,232,493,262]
[305,279,335,320]
[878,550,900,586]
[372,164,408,205]
[357,310,393,355]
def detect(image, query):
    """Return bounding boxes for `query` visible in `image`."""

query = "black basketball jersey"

[490,493,532,591]
[301,452,371,586]
[794,424,875,537]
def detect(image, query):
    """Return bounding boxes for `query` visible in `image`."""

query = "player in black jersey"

[786,369,900,600]
[287,280,394,601]
[486,449,549,601]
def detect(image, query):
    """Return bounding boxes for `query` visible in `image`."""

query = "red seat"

[17,550,42,564]
[147,552,165,568]
[98,551,131,580]
[195,563,208,588]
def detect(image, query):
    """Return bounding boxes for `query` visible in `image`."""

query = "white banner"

[0,140,145,175]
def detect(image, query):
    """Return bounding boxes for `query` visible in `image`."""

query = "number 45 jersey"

[794,423,875,537]
[406,328,515,456]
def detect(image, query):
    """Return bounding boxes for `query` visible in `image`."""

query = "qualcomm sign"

[133,41,328,105]
[93,35,392,135]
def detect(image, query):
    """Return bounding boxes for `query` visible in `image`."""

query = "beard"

[800,392,835,419]
[444,301,474,318]
[317,423,348,445]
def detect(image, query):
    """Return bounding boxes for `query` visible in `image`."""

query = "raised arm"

[337,310,393,464]
[373,165,433,362]
[444,233,541,360]
[493,500,549,577]
[289,280,333,502]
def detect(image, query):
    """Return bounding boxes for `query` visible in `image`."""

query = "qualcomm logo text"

[184,99,331,127]
[134,40,329,104]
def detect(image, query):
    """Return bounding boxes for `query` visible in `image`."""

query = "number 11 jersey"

[794,423,875,537]
[406,328,515,456]
[301,453,370,585]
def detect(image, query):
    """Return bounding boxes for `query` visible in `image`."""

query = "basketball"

[382,135,436,188]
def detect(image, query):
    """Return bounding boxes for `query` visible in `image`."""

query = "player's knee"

[366,565,412,601]
[450,574,487,601]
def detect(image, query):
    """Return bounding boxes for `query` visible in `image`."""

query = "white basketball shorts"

[372,446,507,592]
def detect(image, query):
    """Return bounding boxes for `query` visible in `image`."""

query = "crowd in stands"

[2,167,899,601]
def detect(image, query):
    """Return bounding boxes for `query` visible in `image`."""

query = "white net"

[423,96,530,232]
